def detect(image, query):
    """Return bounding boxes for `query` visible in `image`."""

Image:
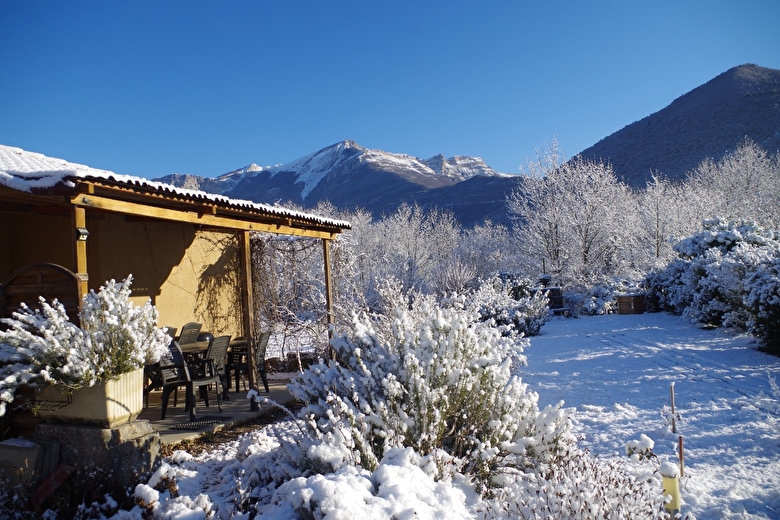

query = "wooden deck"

[138,376,298,445]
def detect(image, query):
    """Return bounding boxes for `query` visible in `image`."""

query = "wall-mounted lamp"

[76,227,90,241]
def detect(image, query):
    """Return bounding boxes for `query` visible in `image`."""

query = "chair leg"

[186,382,196,421]
[161,388,172,420]
[200,385,210,407]
[259,369,270,393]
[220,374,230,400]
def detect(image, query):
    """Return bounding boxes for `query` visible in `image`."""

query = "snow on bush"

[744,255,780,352]
[563,278,644,316]
[467,274,549,337]
[287,280,571,490]
[0,276,170,415]
[480,447,666,519]
[645,218,780,351]
[261,447,479,520]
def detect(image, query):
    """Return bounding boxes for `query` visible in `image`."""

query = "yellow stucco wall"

[89,214,245,339]
[1,211,246,340]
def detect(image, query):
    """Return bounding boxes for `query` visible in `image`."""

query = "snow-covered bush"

[481,446,666,519]
[0,276,170,416]
[467,274,549,337]
[564,278,644,316]
[287,281,572,490]
[643,258,693,314]
[431,259,478,296]
[645,218,780,349]
[581,285,617,316]
[744,256,780,353]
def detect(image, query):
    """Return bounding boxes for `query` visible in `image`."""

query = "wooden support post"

[322,239,335,360]
[73,206,89,299]
[240,231,259,410]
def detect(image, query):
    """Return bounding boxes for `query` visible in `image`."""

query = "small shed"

[617,294,646,315]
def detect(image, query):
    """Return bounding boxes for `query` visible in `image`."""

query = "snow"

[109,312,780,519]
[524,313,780,518]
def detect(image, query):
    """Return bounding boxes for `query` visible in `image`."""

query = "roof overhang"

[0,172,350,240]
[67,177,348,239]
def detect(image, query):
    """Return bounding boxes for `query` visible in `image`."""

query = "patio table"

[179,339,210,360]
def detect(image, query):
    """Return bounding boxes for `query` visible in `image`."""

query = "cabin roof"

[0,144,351,237]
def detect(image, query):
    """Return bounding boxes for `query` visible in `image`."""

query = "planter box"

[36,368,143,428]
[617,295,646,315]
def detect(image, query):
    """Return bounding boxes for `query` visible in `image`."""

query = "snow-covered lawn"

[524,313,780,519]
[117,312,780,519]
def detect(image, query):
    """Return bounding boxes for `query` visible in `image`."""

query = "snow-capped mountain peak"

[269,140,365,198]
[154,139,513,226]
[262,140,503,199]
[422,154,499,180]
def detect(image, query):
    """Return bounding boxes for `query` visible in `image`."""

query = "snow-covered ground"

[116,312,780,519]
[524,313,780,519]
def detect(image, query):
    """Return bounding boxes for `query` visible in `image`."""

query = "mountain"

[156,64,780,224]
[579,64,780,187]
[156,140,519,226]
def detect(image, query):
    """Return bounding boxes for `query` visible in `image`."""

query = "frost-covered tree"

[375,203,461,294]
[251,233,331,362]
[458,220,520,281]
[684,138,780,228]
[507,142,638,287]
[506,142,569,282]
[313,204,385,318]
[636,174,689,264]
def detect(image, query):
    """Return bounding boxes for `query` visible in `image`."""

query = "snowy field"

[524,313,780,518]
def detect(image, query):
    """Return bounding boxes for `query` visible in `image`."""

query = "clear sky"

[1,1,779,178]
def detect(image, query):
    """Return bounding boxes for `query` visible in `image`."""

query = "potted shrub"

[0,276,170,427]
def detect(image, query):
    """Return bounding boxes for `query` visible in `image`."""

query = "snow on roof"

[0,144,350,230]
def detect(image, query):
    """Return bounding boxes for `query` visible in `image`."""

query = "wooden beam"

[322,239,335,360]
[240,230,259,410]
[70,193,341,239]
[72,207,89,299]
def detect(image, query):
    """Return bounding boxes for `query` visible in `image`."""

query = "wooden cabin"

[0,144,350,377]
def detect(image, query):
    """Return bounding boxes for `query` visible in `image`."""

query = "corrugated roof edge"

[76,172,352,230]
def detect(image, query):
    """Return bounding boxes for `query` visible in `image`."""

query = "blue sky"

[1,1,778,178]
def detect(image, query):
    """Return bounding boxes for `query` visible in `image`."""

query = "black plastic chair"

[177,322,202,346]
[143,363,162,408]
[230,331,271,393]
[143,326,178,408]
[190,357,224,412]
[189,334,231,401]
[158,341,195,420]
